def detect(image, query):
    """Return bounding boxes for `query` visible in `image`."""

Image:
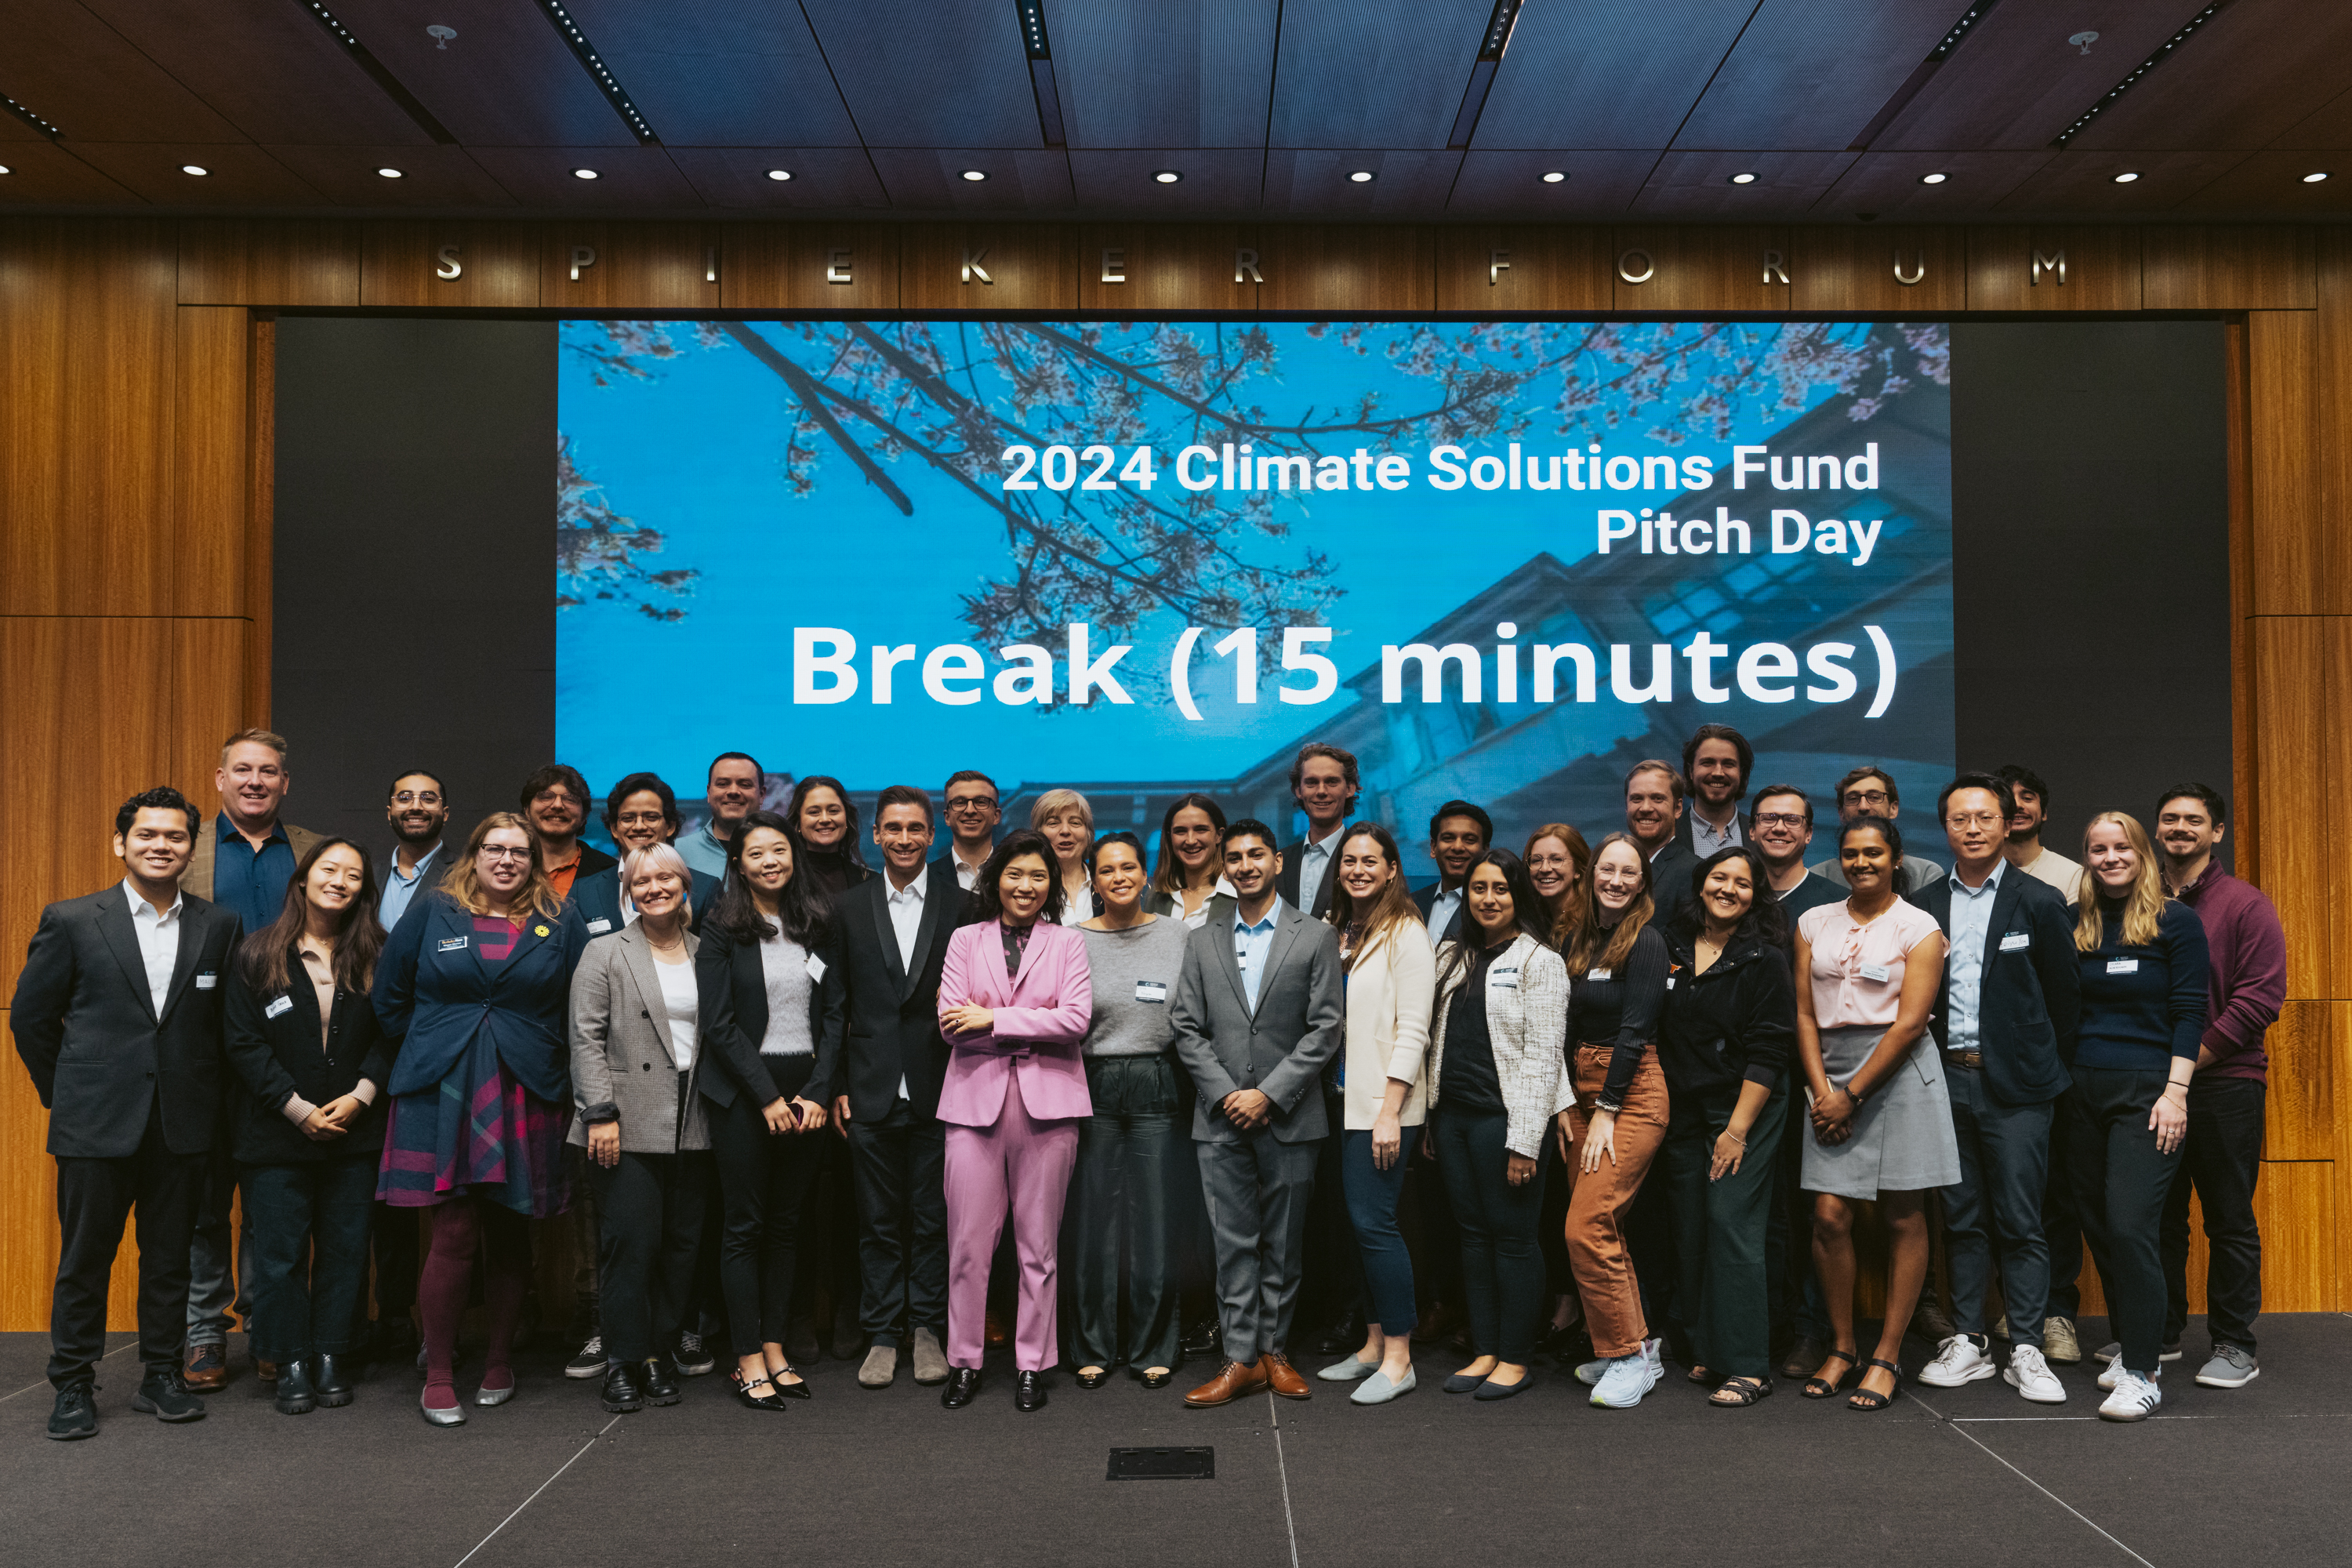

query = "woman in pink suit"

[935,828,1094,1412]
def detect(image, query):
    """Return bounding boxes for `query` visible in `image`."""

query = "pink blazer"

[935,920,1094,1127]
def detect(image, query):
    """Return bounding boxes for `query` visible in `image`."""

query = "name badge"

[194,972,217,990]
[1491,966,1519,990]
[1587,967,1612,982]
[1999,931,2031,952]
[264,994,293,1019]
[2107,958,2140,975]
[1859,963,1891,983]
[806,953,828,983]
[1664,976,1675,991]
[586,917,612,935]
[1136,980,1168,1004]
[437,936,469,953]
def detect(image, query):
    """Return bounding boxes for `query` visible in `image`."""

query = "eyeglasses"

[1754,812,1808,829]
[613,811,669,828]
[390,790,442,807]
[946,797,998,813]
[1945,811,2004,828]
[1841,789,1893,808]
[478,845,533,862]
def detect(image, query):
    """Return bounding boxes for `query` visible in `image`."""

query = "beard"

[393,817,445,845]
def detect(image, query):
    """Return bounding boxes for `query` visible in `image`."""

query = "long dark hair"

[787,775,868,895]
[1150,793,1227,895]
[1566,831,1656,978]
[709,809,831,948]
[1436,848,1548,996]
[1678,844,1788,949]
[235,837,387,995]
[968,829,1065,926]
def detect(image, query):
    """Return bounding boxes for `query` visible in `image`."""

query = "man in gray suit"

[1170,819,1345,1407]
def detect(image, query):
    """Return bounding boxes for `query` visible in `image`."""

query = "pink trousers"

[944,1072,1080,1371]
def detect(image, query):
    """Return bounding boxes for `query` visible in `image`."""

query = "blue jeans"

[1340,1126,1421,1334]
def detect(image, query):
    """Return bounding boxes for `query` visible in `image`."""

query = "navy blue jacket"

[1912,868,2082,1106]
[373,891,590,1104]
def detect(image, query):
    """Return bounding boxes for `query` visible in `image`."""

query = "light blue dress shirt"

[1296,831,1338,911]
[1232,906,1279,1011]
[379,839,450,934]
[1944,859,2005,1052]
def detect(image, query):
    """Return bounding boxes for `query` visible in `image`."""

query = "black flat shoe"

[1015,1370,1047,1412]
[1179,1321,1220,1359]
[313,1354,353,1408]
[1137,1367,1174,1389]
[941,1367,981,1410]
[1075,1367,1109,1389]
[729,1370,787,1411]
[641,1357,681,1406]
[766,1367,812,1400]
[600,1361,644,1414]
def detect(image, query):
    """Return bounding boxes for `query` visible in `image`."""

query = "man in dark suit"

[1625,760,1699,930]
[1673,724,1755,856]
[1275,742,1357,920]
[829,786,968,1391]
[1171,820,1345,1407]
[1910,772,2081,1406]
[12,786,244,1439]
[1410,799,1490,946]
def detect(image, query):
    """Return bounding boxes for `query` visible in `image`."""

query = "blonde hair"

[439,811,564,920]
[220,727,289,767]
[2074,811,2168,951]
[621,843,691,904]
[1523,823,1592,951]
[1029,788,1094,833]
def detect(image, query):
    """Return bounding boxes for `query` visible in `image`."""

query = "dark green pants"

[1070,1055,1182,1370]
[1661,1087,1786,1381]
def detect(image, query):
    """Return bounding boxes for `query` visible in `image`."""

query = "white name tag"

[1999,931,2031,952]
[2107,958,2140,975]
[1491,967,1519,990]
[1664,976,1675,990]
[1860,963,1891,983]
[586,918,612,935]
[264,994,293,1019]
[437,936,469,953]
[1587,967,1611,982]
[195,972,217,990]
[806,953,828,983]
[1135,980,1168,1004]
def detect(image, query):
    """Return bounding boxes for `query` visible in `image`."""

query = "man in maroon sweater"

[2153,784,2285,1389]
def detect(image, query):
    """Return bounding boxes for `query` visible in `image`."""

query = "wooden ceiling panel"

[1631,150,1858,219]
[78,0,430,147]
[2175,152,2352,214]
[800,0,1040,147]
[2267,85,2352,151]
[666,149,889,211]
[463,147,705,208]
[1996,149,2253,212]
[1056,0,1277,150]
[1675,0,1958,151]
[1446,151,1659,218]
[1261,151,1462,216]
[2068,0,2352,153]
[260,146,517,208]
[1,2,245,143]
[868,150,1076,210]
[557,0,860,147]
[1815,150,2059,218]
[1068,151,1265,212]
[1475,0,1753,151]
[329,0,637,147]
[1266,0,1489,151]
[1873,0,2209,153]
[65,143,322,206]
[0,143,142,205]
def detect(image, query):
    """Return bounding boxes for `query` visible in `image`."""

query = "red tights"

[418,1198,531,1408]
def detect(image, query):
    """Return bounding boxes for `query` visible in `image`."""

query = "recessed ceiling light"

[1348,169,1375,183]
[2112,171,2140,183]
[765,169,793,181]
[572,167,599,180]
[1728,171,1758,184]
[960,169,988,181]
[1541,170,1566,183]
[1152,169,1181,183]
[1918,171,1947,184]
[0,165,12,176]
[376,167,403,179]
[2303,170,2331,183]
[181,164,209,176]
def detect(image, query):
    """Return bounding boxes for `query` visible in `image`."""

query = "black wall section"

[273,318,557,857]
[1950,321,2233,864]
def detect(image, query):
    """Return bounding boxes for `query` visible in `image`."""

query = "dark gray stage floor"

[4,1314,2346,1566]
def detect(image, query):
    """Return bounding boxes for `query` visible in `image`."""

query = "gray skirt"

[1800,1025,1961,1200]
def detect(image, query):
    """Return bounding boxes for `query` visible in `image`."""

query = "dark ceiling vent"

[1448,0,1524,150]
[2053,0,2235,147]
[1016,0,1067,148]
[296,0,456,144]
[533,0,661,145]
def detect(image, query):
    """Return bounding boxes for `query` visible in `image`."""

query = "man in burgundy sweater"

[2154,784,2285,1389]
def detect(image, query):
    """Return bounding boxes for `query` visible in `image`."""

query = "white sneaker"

[2003,1345,2067,1404]
[1589,1352,1661,1409]
[1917,1334,1998,1387]
[1577,1337,1661,1388]
[2098,1368,2161,1422]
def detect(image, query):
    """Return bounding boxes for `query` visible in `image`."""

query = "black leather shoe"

[940,1367,980,1410]
[1138,1367,1174,1390]
[313,1354,353,1407]
[600,1361,644,1414]
[1075,1367,1109,1389]
[641,1357,681,1406]
[132,1370,206,1423]
[274,1359,318,1415]
[1014,1370,1047,1412]
[1179,1319,1220,1359]
[46,1383,96,1441]
[1314,1320,1365,1356]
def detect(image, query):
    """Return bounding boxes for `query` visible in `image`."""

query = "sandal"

[1710,1375,1772,1407]
[1847,1358,1902,1412]
[1685,1365,1712,1385]
[1802,1348,1857,1399]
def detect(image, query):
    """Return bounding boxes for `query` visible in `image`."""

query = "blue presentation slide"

[557,318,1951,854]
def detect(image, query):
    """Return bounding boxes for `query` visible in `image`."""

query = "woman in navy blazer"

[373,811,590,1427]
[223,837,394,1417]
[935,829,1094,1412]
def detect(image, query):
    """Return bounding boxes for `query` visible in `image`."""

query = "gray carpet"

[3,1316,2344,1566]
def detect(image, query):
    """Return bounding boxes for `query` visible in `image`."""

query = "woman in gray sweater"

[1069,831,1192,1388]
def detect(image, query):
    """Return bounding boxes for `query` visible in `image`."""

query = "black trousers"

[847,1097,949,1345]
[1944,1065,2055,1350]
[591,1146,712,1363]
[2045,1100,2085,1320]
[50,1106,204,1388]
[1661,1088,1784,1382]
[1070,1055,1183,1370]
[242,1158,376,1363]
[1433,1109,1547,1366]
[365,1200,421,1323]
[2161,1074,2266,1352]
[710,1059,824,1358]
[2064,1064,2183,1375]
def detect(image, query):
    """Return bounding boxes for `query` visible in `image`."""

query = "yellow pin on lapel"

[535,925,550,937]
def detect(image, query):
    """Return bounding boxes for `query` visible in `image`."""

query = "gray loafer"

[1317,1354,1379,1382]
[1350,1365,1417,1405]
[858,1345,899,1388]
[909,1328,949,1386]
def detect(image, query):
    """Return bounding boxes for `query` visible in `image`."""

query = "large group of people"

[11,724,2285,1440]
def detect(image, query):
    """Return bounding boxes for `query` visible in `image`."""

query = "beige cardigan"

[1338,921,1438,1129]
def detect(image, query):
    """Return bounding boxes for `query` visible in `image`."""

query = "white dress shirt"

[123,879,183,1016]
[885,870,927,1101]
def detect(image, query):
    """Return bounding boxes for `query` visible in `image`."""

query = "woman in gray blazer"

[569,843,711,1417]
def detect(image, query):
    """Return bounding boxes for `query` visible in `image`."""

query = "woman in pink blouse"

[1793,816,1955,1413]
[934,828,1094,1413]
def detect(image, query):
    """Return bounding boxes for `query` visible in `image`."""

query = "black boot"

[600,1360,644,1414]
[940,1367,980,1410]
[314,1353,354,1408]
[274,1359,318,1415]
[641,1356,682,1406]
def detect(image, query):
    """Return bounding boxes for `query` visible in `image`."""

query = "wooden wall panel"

[178,218,359,307]
[1435,227,1611,314]
[2250,1162,2337,1311]
[899,224,1079,313]
[1967,227,2143,311]
[2245,310,2321,615]
[2313,233,2352,614]
[1253,225,1436,314]
[1612,227,1789,312]
[539,222,719,314]
[1791,227,1966,314]
[2143,226,2314,312]
[719,223,902,313]
[359,221,541,309]
[2265,1002,2340,1160]
[1079,225,1261,313]
[172,307,249,619]
[2250,619,2331,999]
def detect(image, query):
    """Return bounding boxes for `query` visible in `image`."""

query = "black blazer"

[1412,881,1467,946]
[1277,829,1346,920]
[223,949,395,1164]
[834,858,970,1121]
[10,885,244,1158]
[570,863,722,938]
[695,920,847,1110]
[1911,867,2082,1106]
[1646,840,1702,931]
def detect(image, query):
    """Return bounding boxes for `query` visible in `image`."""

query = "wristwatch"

[1845,1080,1867,1106]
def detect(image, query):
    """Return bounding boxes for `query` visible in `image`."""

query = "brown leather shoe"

[182,1344,228,1392]
[1260,1352,1312,1399]
[1183,1358,1269,1407]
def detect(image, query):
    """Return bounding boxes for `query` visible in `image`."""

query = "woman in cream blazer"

[1313,826,1437,1406]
